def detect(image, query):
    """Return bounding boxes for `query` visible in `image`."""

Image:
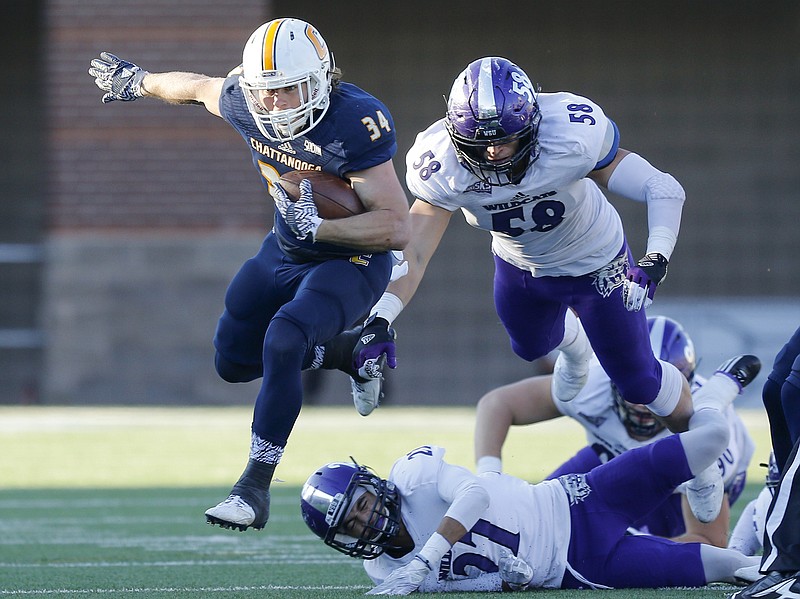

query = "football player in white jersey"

[475,315,758,548]
[728,452,779,556]
[355,56,727,517]
[300,356,760,593]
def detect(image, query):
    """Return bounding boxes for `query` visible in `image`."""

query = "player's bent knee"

[215,352,262,383]
[262,317,309,365]
[510,340,552,362]
[705,417,730,450]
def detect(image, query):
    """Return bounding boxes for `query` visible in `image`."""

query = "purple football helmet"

[445,56,541,186]
[613,316,696,438]
[300,461,402,559]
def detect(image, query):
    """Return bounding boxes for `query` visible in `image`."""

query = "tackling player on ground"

[88,18,409,533]
[474,315,759,543]
[300,354,761,593]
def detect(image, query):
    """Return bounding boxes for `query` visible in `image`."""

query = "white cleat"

[205,494,259,531]
[351,376,383,416]
[685,463,724,523]
[551,352,590,402]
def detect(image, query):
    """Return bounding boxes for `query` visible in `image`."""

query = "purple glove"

[353,316,397,379]
[623,252,669,312]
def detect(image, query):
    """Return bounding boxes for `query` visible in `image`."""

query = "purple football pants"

[493,243,662,405]
[558,435,706,589]
[548,445,686,539]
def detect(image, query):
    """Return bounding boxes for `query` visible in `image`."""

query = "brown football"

[277,170,365,219]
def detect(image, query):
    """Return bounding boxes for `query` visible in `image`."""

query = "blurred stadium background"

[1,0,798,410]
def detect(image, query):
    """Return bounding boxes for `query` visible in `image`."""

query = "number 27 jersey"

[364,446,571,590]
[405,92,623,277]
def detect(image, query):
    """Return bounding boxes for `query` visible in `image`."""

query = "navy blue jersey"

[219,76,397,258]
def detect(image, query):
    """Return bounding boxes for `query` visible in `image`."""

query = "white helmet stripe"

[476,57,498,119]
[649,316,667,359]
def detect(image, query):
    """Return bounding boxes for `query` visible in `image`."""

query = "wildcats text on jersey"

[482,190,557,212]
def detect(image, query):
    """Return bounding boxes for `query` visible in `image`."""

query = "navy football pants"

[213,233,391,446]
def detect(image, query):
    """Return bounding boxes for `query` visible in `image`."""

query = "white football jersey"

[364,445,570,590]
[753,485,772,546]
[405,92,623,277]
[555,357,756,494]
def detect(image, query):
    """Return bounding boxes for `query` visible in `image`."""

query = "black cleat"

[716,354,761,390]
[730,571,800,598]
[320,327,361,378]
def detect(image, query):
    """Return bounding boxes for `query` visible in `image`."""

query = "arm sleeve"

[435,462,491,531]
[606,152,685,259]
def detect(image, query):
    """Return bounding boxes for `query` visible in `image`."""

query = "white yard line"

[0,585,370,595]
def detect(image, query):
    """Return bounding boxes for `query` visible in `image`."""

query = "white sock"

[693,372,740,413]
[727,499,761,555]
[556,311,591,363]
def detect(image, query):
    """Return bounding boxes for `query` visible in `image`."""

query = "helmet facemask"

[612,384,666,439]
[446,117,540,186]
[240,19,334,142]
[301,462,402,560]
[446,57,541,186]
[764,451,780,495]
[241,69,330,141]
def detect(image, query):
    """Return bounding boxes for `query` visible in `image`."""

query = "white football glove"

[271,179,323,241]
[498,552,533,591]
[622,252,669,312]
[366,555,432,595]
[88,52,148,103]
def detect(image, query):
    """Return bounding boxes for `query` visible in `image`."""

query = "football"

[277,170,365,219]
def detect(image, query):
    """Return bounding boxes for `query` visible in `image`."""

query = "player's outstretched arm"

[367,199,452,325]
[88,52,224,117]
[474,375,561,474]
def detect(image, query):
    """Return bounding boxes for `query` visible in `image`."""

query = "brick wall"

[47,0,269,230]
[33,0,800,407]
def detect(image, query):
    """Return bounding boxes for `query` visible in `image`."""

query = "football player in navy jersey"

[762,326,800,473]
[729,326,800,598]
[89,18,410,532]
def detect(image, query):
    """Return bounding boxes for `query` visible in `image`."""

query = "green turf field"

[0,406,771,597]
